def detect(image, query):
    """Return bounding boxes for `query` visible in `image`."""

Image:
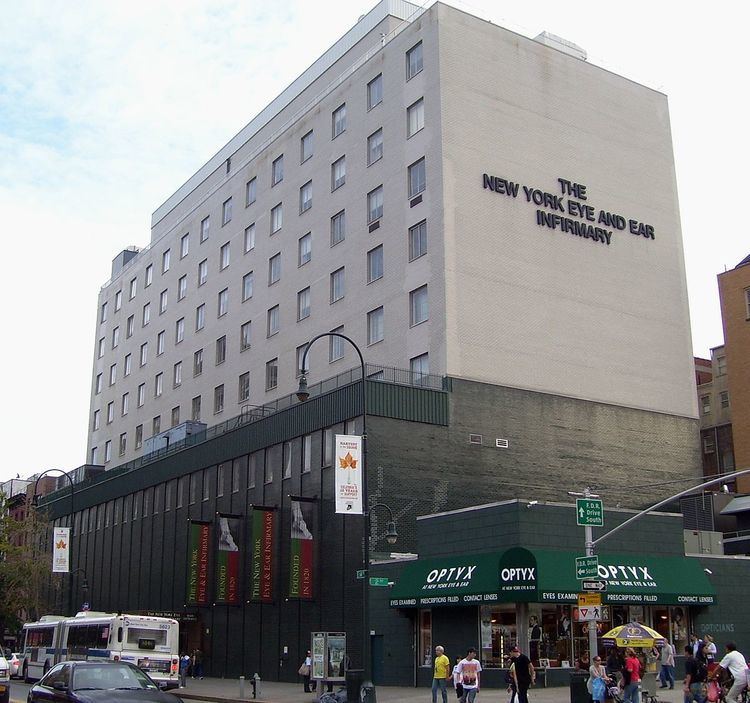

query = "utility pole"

[583,487,599,659]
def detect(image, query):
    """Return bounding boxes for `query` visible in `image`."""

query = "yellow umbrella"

[601,622,666,648]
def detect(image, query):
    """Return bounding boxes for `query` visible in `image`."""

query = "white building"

[88,0,696,467]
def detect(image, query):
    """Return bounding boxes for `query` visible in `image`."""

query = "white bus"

[21,612,180,688]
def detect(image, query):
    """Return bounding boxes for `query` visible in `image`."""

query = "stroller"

[607,684,624,703]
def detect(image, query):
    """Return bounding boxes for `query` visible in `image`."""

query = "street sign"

[575,555,599,579]
[578,604,602,622]
[369,577,389,587]
[582,580,607,592]
[578,593,602,607]
[356,569,367,580]
[576,498,604,527]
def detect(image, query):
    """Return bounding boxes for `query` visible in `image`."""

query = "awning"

[388,547,716,608]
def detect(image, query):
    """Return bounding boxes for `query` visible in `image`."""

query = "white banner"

[52,527,70,573]
[335,434,363,514]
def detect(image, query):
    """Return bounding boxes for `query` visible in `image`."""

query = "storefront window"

[480,605,516,667]
[418,610,432,667]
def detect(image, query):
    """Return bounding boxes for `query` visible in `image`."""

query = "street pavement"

[8,675,689,703]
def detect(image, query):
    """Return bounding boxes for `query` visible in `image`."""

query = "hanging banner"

[335,434,363,514]
[215,514,241,605]
[186,521,211,605]
[289,497,315,599]
[52,527,70,573]
[250,508,275,602]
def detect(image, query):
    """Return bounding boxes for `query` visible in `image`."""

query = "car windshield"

[73,664,156,690]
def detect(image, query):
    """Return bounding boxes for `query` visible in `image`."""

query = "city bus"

[21,612,180,688]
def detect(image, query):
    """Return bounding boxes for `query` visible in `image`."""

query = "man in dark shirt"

[510,646,535,703]
[683,644,708,703]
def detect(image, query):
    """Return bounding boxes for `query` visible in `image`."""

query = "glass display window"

[419,610,432,667]
[479,605,516,668]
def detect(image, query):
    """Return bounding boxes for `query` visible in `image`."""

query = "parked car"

[8,654,20,679]
[26,660,182,703]
[0,651,10,703]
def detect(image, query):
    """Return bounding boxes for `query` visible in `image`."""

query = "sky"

[0,0,747,483]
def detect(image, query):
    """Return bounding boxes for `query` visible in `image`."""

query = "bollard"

[252,672,261,699]
[239,675,245,699]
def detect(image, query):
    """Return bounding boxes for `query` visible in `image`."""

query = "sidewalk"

[175,676,687,703]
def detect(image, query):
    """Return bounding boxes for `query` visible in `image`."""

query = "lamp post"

[296,332,376,694]
[70,568,90,612]
[31,469,75,615]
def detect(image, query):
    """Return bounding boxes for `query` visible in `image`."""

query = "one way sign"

[578,605,602,622]
[582,580,607,592]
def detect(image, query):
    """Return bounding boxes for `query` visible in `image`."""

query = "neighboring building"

[718,253,750,492]
[696,348,735,479]
[87,0,698,470]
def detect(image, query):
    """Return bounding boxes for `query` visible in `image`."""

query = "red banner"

[187,521,211,605]
[289,498,315,599]
[250,508,275,602]
[216,515,241,605]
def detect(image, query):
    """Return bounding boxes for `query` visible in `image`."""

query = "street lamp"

[369,503,398,547]
[296,332,376,697]
[70,568,90,612]
[31,469,76,615]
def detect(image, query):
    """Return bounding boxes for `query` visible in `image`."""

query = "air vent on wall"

[469,434,483,445]
[496,438,509,449]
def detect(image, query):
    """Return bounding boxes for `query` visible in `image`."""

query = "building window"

[410,284,429,325]
[330,267,345,303]
[218,288,229,317]
[125,315,134,339]
[302,434,312,473]
[98,337,105,358]
[241,321,252,350]
[178,275,187,300]
[239,372,250,402]
[200,216,210,243]
[367,128,383,166]
[367,245,383,283]
[268,253,281,285]
[216,336,227,365]
[175,317,185,343]
[95,373,102,394]
[220,242,230,270]
[155,372,163,397]
[367,73,383,109]
[192,395,201,421]
[284,441,293,479]
[198,258,208,286]
[367,306,384,345]
[114,290,122,311]
[214,385,225,413]
[407,97,425,138]
[406,41,423,80]
[242,271,254,302]
[298,232,312,266]
[329,326,344,362]
[246,177,257,206]
[244,223,255,253]
[301,130,313,162]
[173,361,182,387]
[296,344,308,377]
[408,157,426,198]
[409,220,427,260]
[157,330,165,355]
[124,353,132,377]
[101,301,108,323]
[93,408,100,430]
[703,436,715,454]
[140,342,148,366]
[129,277,137,299]
[331,210,345,246]
[418,610,432,667]
[272,154,284,186]
[122,392,129,416]
[271,203,283,233]
[331,157,346,191]
[717,355,727,376]
[107,401,114,424]
[105,440,112,463]
[196,303,205,331]
[109,363,117,386]
[222,197,233,225]
[137,382,145,407]
[180,233,189,258]
[217,464,226,497]
[745,288,750,318]
[266,358,278,391]
[701,395,711,415]
[332,103,346,138]
[159,289,168,314]
[153,415,161,435]
[171,405,180,427]
[142,302,151,326]
[265,445,278,484]
[162,249,171,274]
[145,263,153,287]
[368,185,383,223]
[135,425,143,449]
[323,427,334,466]
[720,391,730,408]
[194,349,203,376]
[299,180,313,214]
[297,287,311,321]
[410,352,429,383]
[267,305,280,337]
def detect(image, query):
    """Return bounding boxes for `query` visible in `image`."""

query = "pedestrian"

[509,645,535,703]
[506,660,517,703]
[432,645,451,703]
[456,647,482,703]
[588,654,611,703]
[683,644,708,703]
[192,649,203,679]
[690,633,704,658]
[606,648,624,686]
[703,634,717,663]
[711,642,748,703]
[620,647,642,703]
[179,652,191,688]
[299,650,312,693]
[659,641,675,690]
[452,657,463,700]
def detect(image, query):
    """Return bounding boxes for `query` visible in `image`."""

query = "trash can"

[569,669,589,703]
[346,669,364,701]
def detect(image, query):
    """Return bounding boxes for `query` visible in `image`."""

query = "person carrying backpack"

[683,644,708,702]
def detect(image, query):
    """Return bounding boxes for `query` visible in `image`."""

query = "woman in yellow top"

[432,645,451,703]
